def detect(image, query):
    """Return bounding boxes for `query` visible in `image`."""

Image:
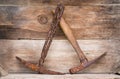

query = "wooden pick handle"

[60,17,106,74]
[60,17,88,63]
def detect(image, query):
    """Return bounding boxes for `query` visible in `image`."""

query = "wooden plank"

[0,26,65,40]
[0,0,28,5]
[0,26,119,40]
[29,0,120,6]
[0,0,120,6]
[0,40,119,73]
[0,5,120,39]
[1,74,120,79]
[0,64,8,77]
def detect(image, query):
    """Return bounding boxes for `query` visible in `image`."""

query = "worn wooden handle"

[60,17,88,62]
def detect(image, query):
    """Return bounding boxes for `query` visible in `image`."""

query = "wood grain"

[0,40,119,73]
[29,0,120,6]
[0,5,119,40]
[0,0,120,6]
[0,0,28,5]
[0,64,8,77]
[0,0,120,76]
[1,74,120,79]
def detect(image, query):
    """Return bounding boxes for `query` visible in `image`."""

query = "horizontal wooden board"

[28,0,120,6]
[1,74,120,79]
[0,0,28,6]
[0,0,119,6]
[0,5,120,40]
[0,26,119,40]
[0,40,119,73]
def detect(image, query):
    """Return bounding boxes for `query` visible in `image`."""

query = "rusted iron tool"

[59,17,106,74]
[38,3,64,67]
[16,4,64,75]
[16,57,62,74]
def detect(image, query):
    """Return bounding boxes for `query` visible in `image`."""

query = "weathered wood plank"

[29,0,120,6]
[0,40,119,73]
[0,0,120,6]
[0,26,119,40]
[0,64,8,77]
[0,5,120,39]
[1,74,120,79]
[0,0,28,5]
[0,26,65,40]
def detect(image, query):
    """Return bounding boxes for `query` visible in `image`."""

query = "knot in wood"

[37,15,48,24]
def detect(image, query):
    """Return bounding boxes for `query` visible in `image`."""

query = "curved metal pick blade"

[16,56,64,75]
[69,52,106,74]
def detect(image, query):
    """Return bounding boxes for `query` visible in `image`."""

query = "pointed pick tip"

[69,52,107,74]
[84,52,106,67]
[16,56,22,62]
[16,56,20,59]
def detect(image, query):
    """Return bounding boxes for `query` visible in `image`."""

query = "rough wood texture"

[0,40,119,73]
[59,17,88,65]
[1,74,120,79]
[0,5,119,39]
[0,64,8,77]
[0,0,119,6]
[0,0,28,5]
[29,0,120,6]
[0,0,120,77]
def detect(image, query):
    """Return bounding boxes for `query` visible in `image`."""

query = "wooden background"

[0,0,120,78]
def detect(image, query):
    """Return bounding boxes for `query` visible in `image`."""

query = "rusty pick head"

[69,52,106,74]
[16,56,64,75]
